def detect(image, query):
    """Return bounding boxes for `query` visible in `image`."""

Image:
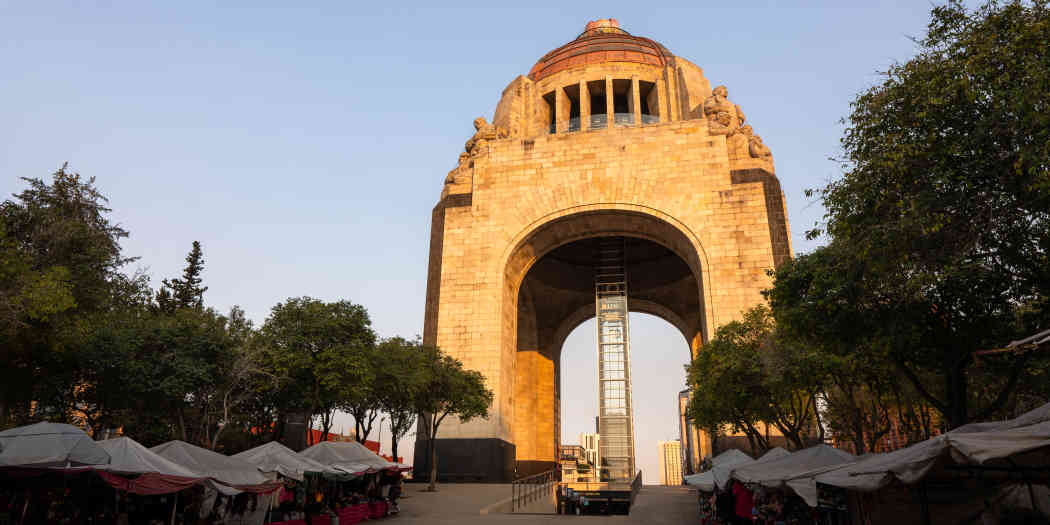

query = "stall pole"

[19,488,30,525]
[1026,480,1042,515]
[264,489,274,524]
[170,491,178,525]
[918,481,931,525]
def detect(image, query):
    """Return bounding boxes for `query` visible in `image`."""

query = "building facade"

[678,389,706,474]
[415,18,790,482]
[580,432,600,467]
[658,440,684,486]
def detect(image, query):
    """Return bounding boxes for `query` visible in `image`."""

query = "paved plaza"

[396,483,697,524]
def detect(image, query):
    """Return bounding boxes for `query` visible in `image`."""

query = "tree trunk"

[391,436,399,463]
[427,431,438,491]
[178,410,187,442]
[946,359,969,429]
[852,417,866,455]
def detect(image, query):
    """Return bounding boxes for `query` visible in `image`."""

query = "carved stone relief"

[465,117,509,158]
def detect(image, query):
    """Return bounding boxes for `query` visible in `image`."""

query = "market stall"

[684,448,753,492]
[786,402,1050,523]
[233,441,334,482]
[95,436,202,494]
[152,440,280,524]
[0,422,110,468]
[299,441,405,474]
[731,444,853,489]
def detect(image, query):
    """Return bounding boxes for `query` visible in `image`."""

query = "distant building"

[580,432,600,467]
[560,444,584,461]
[658,440,683,486]
[559,444,585,480]
[678,390,704,474]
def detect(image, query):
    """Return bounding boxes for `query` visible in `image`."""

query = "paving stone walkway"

[395,483,698,524]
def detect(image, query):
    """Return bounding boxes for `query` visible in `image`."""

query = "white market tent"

[783,401,1050,508]
[712,447,790,490]
[151,440,277,493]
[730,444,854,489]
[685,447,791,491]
[758,447,791,461]
[299,440,404,475]
[98,437,200,478]
[0,422,110,468]
[684,448,753,491]
[232,441,333,481]
[95,437,203,494]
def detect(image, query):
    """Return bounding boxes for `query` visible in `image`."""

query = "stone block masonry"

[415,18,789,483]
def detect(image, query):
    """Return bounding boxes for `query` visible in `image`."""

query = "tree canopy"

[0,164,493,465]
[686,306,822,452]
[688,1,1049,453]
[798,0,1049,428]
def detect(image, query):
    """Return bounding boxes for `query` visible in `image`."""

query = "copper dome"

[528,19,673,81]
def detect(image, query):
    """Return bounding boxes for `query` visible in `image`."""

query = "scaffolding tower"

[594,237,635,483]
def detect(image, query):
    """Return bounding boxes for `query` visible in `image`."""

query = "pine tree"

[160,241,208,311]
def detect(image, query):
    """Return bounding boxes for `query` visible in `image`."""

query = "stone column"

[656,74,669,124]
[605,76,614,127]
[579,80,590,131]
[663,66,680,122]
[631,75,641,126]
[556,87,569,134]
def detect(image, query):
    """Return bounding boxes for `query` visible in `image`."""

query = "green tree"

[259,297,376,445]
[804,0,1049,428]
[158,241,208,313]
[116,307,236,446]
[414,345,493,491]
[374,337,427,462]
[686,306,822,452]
[0,164,136,427]
[766,247,940,452]
[340,344,381,445]
[687,309,776,452]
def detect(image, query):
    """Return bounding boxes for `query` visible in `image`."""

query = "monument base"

[412,438,515,483]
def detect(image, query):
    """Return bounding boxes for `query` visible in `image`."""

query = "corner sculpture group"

[685,401,1050,524]
[0,422,412,524]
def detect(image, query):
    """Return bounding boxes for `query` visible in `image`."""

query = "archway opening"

[513,233,704,478]
[559,312,690,485]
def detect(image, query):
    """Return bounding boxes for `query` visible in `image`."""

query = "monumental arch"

[414,19,791,483]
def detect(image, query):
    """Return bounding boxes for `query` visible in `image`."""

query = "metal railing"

[630,470,642,505]
[511,469,557,512]
[547,113,657,134]
[613,113,634,126]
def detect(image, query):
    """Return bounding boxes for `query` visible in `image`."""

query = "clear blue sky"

[1,1,964,483]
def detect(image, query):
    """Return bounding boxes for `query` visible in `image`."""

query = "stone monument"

[416,19,791,482]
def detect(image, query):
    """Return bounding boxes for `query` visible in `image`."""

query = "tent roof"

[93,437,203,495]
[97,437,200,478]
[947,419,1050,464]
[792,402,1050,506]
[0,422,109,468]
[758,447,790,461]
[685,448,757,491]
[299,441,397,474]
[731,444,854,488]
[711,448,752,465]
[151,440,271,489]
[232,441,332,481]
